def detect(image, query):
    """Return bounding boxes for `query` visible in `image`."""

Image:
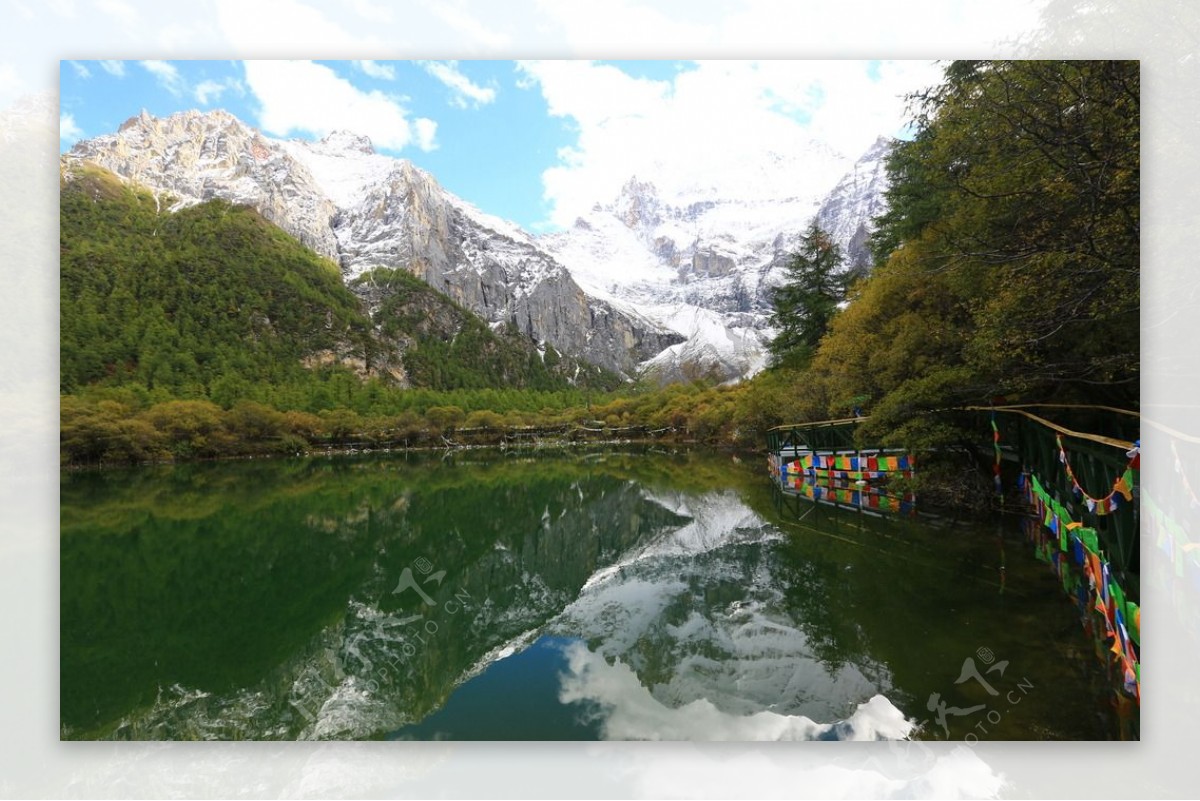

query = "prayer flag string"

[1023,469,1139,703]
[1055,435,1139,512]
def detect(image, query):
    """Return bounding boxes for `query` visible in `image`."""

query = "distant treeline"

[61,375,795,464]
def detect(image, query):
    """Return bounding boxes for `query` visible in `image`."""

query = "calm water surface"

[61,447,1116,740]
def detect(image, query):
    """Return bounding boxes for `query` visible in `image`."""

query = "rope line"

[981,403,1139,418]
[771,404,1136,450]
[963,406,1134,450]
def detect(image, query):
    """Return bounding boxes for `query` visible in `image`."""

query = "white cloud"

[243,60,437,152]
[60,112,83,142]
[413,117,437,151]
[139,60,183,96]
[66,61,90,79]
[354,60,395,81]
[192,76,247,106]
[194,80,221,105]
[420,60,495,108]
[517,60,945,228]
[557,642,916,741]
[98,59,125,77]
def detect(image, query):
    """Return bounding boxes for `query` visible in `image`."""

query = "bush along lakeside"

[59,376,788,467]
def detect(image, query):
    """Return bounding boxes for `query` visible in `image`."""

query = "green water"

[60,447,1117,741]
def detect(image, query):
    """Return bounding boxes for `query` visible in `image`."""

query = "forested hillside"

[60,161,610,400]
[61,162,372,397]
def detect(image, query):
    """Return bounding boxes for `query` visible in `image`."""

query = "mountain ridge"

[67,110,683,377]
[67,109,891,382]
[59,160,611,401]
[538,136,893,381]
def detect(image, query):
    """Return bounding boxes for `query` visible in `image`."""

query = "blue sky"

[60,59,944,231]
[60,59,574,229]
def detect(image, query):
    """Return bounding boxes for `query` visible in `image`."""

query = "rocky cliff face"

[67,110,681,376]
[71,109,341,259]
[813,136,892,276]
[327,159,681,371]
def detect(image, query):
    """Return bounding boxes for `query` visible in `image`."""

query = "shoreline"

[59,427,728,471]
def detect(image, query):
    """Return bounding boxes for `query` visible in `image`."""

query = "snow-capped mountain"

[67,110,682,376]
[69,109,341,259]
[539,139,892,382]
[67,109,890,382]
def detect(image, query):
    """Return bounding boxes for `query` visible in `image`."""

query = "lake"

[60,446,1118,740]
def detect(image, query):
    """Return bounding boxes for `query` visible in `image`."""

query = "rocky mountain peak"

[70,109,339,258]
[77,108,267,169]
[114,107,243,138]
[538,136,893,384]
[315,129,376,155]
[812,136,892,274]
[619,175,657,197]
[613,175,663,231]
[864,135,892,158]
[116,109,150,132]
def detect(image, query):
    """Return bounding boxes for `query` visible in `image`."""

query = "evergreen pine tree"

[768,222,846,368]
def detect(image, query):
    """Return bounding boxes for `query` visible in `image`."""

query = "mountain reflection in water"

[60,448,1116,740]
